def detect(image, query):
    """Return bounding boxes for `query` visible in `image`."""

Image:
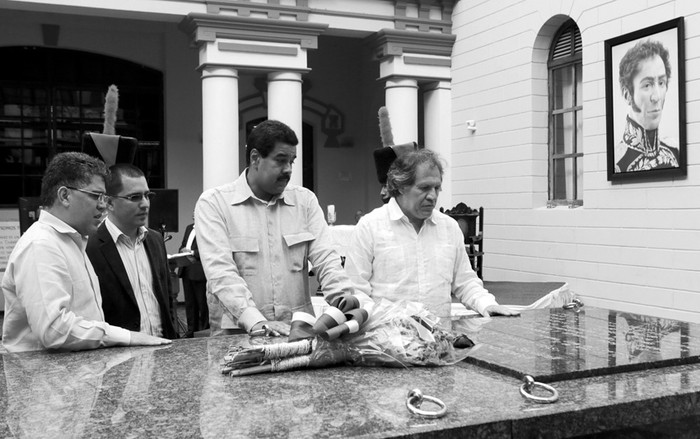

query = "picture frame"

[605,17,686,182]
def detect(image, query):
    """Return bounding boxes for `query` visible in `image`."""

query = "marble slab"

[6,317,700,437]
[457,307,700,383]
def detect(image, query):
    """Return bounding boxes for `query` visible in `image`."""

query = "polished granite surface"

[461,307,700,382]
[3,307,700,438]
[481,281,567,307]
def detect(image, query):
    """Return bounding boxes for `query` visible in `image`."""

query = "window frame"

[0,47,164,207]
[547,21,583,208]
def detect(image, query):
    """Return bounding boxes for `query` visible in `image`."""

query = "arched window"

[0,47,164,206]
[548,20,582,207]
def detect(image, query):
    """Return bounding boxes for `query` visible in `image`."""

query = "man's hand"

[483,304,520,317]
[129,331,173,346]
[249,321,291,337]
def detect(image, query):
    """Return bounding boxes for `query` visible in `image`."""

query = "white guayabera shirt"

[345,198,497,321]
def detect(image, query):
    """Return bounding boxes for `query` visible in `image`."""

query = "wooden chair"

[445,204,484,279]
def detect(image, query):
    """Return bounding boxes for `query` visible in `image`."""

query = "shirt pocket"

[283,231,315,272]
[230,236,259,275]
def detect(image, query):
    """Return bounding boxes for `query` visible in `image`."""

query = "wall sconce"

[465,120,477,132]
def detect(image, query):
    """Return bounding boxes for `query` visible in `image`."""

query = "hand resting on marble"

[483,304,520,317]
[250,321,291,337]
[129,331,172,346]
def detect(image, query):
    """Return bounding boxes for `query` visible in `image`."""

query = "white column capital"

[384,77,419,90]
[201,64,239,79]
[268,71,303,83]
[423,80,451,92]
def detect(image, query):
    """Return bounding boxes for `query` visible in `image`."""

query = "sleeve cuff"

[103,324,132,346]
[353,292,374,308]
[474,295,499,317]
[238,307,267,333]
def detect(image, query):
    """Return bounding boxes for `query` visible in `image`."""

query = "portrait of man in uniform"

[605,18,686,181]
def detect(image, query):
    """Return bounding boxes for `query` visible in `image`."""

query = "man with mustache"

[616,39,680,173]
[86,163,178,339]
[195,120,353,336]
[345,149,518,321]
[2,153,171,352]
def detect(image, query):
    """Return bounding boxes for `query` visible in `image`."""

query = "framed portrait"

[605,18,686,181]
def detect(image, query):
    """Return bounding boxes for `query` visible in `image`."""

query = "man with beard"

[345,149,518,321]
[616,39,680,172]
[195,120,353,336]
[2,153,171,352]
[86,164,178,339]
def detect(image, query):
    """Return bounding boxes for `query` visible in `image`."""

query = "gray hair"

[386,149,444,198]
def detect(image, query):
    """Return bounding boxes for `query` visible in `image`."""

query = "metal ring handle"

[563,298,584,310]
[406,388,447,418]
[519,375,559,404]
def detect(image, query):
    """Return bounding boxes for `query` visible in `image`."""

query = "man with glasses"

[86,163,178,339]
[2,152,171,352]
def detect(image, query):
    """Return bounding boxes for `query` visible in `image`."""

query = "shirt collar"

[387,197,438,225]
[39,209,88,238]
[105,217,148,244]
[230,169,295,207]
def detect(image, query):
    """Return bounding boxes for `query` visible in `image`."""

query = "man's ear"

[57,187,71,207]
[249,149,260,169]
[106,197,116,212]
[622,87,632,105]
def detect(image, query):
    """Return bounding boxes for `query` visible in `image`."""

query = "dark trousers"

[182,277,208,336]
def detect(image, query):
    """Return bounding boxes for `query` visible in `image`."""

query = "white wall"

[452,0,700,319]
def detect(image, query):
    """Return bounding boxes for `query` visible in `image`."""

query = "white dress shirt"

[345,198,497,320]
[104,218,163,337]
[1,210,131,352]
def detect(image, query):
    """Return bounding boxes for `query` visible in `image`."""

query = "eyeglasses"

[111,192,156,203]
[66,186,108,203]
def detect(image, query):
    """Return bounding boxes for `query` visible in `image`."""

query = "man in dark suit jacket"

[86,164,178,339]
[178,222,209,337]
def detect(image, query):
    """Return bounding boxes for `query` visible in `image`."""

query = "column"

[201,65,239,190]
[384,78,418,145]
[424,80,452,210]
[267,71,304,187]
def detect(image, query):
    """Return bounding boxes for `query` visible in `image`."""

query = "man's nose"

[426,188,439,201]
[650,83,661,102]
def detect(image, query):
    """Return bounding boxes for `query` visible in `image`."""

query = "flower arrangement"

[221,297,476,377]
